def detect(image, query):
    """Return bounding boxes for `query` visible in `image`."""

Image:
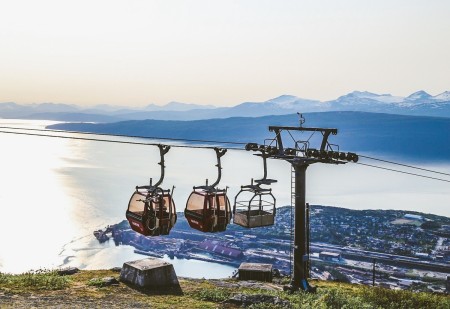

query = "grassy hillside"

[48,112,450,162]
[1,269,449,308]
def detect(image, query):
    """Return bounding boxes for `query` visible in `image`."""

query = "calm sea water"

[0,119,448,274]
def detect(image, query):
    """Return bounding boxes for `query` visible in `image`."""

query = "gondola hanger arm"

[210,147,227,188]
[154,144,170,187]
[135,144,171,190]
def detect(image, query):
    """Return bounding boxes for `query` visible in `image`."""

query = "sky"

[1,0,449,107]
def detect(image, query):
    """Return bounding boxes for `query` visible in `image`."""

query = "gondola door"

[208,193,231,232]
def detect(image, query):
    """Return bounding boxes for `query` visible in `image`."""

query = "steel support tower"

[247,117,358,292]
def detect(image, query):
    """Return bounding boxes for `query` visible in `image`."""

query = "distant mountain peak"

[263,94,322,110]
[142,101,215,112]
[163,101,215,111]
[337,91,403,104]
[351,90,377,96]
[348,91,397,98]
[165,101,188,108]
[433,91,450,101]
[406,90,432,101]
[338,91,380,100]
[269,94,298,101]
[267,95,300,104]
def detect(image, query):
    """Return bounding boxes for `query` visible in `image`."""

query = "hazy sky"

[1,0,449,107]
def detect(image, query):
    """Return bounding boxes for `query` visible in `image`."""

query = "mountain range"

[1,90,449,122]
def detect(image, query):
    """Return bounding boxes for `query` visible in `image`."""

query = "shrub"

[359,286,450,309]
[87,278,107,288]
[0,272,9,284]
[194,288,231,302]
[321,288,370,309]
[421,221,441,229]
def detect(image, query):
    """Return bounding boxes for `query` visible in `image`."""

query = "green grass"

[1,270,449,308]
[87,277,108,288]
[189,280,450,309]
[0,269,70,291]
[193,287,231,302]
[357,285,450,309]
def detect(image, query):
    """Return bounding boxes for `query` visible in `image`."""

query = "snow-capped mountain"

[433,91,450,102]
[334,91,404,105]
[328,90,450,114]
[406,90,433,102]
[1,90,449,122]
[143,101,216,112]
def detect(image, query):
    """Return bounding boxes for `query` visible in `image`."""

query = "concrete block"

[239,263,273,282]
[120,258,179,289]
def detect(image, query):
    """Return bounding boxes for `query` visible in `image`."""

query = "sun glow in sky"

[1,0,449,106]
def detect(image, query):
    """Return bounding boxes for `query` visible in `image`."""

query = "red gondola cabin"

[185,188,231,233]
[126,188,176,236]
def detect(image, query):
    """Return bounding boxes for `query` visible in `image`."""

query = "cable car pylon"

[247,115,358,293]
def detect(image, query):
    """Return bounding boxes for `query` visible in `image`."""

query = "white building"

[404,214,423,221]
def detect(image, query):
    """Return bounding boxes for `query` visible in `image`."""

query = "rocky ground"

[0,269,289,309]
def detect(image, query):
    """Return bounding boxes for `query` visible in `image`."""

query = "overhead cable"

[0,130,245,151]
[0,126,449,183]
[359,154,450,177]
[355,162,450,183]
[0,126,248,146]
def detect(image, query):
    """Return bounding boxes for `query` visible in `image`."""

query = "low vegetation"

[0,269,70,291]
[0,270,449,308]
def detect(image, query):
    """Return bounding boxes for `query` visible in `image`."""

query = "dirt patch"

[391,219,420,225]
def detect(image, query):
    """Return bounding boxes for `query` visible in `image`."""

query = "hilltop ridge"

[0,269,449,308]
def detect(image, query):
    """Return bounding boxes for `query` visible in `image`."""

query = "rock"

[110,267,122,272]
[57,267,79,276]
[237,280,280,291]
[212,281,239,289]
[102,277,119,286]
[224,294,291,308]
[238,263,273,282]
[89,277,119,287]
[120,258,179,290]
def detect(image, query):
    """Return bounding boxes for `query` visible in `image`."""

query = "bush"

[0,272,9,284]
[87,278,106,288]
[359,286,450,309]
[421,221,441,229]
[194,288,231,302]
[321,288,370,309]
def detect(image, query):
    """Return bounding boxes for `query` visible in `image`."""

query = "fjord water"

[0,119,448,274]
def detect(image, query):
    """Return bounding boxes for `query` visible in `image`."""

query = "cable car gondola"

[185,148,231,233]
[126,145,177,236]
[233,149,276,228]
